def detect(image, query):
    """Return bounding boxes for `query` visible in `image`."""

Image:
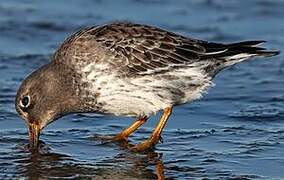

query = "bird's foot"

[131,137,159,152]
[110,134,129,142]
[95,133,129,143]
[131,140,153,152]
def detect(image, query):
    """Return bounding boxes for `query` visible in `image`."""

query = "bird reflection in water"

[94,135,166,179]
[17,140,166,180]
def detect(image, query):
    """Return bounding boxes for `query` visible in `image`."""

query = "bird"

[15,22,279,152]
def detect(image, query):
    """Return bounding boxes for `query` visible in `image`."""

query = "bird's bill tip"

[28,123,41,151]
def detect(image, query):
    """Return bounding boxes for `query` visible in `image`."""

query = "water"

[0,0,283,179]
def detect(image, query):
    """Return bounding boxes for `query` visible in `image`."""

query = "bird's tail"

[221,40,280,66]
[199,40,280,76]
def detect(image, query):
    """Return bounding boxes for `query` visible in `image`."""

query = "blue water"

[0,0,283,179]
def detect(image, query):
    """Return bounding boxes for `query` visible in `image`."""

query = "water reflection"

[14,140,167,180]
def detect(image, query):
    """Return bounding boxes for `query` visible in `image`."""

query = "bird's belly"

[96,84,169,117]
[94,68,212,117]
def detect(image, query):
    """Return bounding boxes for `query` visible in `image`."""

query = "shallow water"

[0,0,284,179]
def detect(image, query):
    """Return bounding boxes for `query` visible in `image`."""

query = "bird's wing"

[55,22,274,77]
[78,22,228,76]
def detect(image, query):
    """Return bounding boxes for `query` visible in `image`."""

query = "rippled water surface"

[0,0,284,179]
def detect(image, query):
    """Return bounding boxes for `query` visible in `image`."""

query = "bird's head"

[15,63,80,151]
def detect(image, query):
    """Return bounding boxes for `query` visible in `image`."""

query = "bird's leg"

[111,116,148,142]
[132,107,172,152]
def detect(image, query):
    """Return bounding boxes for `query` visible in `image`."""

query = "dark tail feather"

[201,40,280,61]
[226,40,280,57]
[228,40,266,47]
[200,40,280,76]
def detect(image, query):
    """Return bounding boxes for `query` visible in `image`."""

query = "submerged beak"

[28,123,41,151]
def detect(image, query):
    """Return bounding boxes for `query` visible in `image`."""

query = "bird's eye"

[20,95,30,108]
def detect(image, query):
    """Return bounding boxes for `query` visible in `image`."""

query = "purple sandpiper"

[15,22,279,151]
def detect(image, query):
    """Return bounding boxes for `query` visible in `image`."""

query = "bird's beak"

[28,122,41,151]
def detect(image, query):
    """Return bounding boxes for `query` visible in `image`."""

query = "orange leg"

[111,116,148,142]
[132,107,172,151]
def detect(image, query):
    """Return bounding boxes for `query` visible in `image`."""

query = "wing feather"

[83,22,207,75]
[54,22,277,77]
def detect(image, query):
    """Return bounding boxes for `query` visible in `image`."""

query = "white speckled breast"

[79,61,212,117]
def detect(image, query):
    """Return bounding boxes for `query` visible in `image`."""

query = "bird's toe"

[130,140,156,152]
